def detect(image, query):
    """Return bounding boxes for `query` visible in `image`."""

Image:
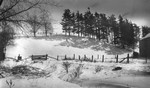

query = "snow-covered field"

[6,35,132,59]
[0,35,150,88]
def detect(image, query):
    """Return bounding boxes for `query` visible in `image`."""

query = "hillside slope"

[6,34,132,59]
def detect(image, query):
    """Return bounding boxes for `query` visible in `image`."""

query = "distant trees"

[61,8,140,49]
[40,10,53,37]
[27,14,41,37]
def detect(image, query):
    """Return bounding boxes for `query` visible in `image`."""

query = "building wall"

[140,38,150,58]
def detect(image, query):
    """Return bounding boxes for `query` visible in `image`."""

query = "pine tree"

[61,9,72,36]
[108,14,119,44]
[94,12,101,40]
[118,15,125,48]
[70,12,75,35]
[79,13,84,37]
[84,7,92,36]
[75,11,80,36]
[100,13,109,41]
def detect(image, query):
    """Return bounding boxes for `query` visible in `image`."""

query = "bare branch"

[0,1,40,21]
[0,0,20,16]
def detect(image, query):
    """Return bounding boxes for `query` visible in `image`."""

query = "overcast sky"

[51,0,150,32]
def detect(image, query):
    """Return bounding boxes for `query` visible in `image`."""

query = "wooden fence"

[24,53,149,64]
[56,54,131,63]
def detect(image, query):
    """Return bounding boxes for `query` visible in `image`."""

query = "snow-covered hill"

[6,34,132,60]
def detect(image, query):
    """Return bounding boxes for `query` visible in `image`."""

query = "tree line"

[61,8,140,49]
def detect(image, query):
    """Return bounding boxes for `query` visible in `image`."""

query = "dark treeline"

[142,26,150,37]
[61,8,140,49]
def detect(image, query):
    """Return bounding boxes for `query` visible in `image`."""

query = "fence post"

[102,55,104,62]
[57,55,59,60]
[97,55,99,59]
[31,55,33,60]
[46,54,48,60]
[92,55,93,62]
[127,54,129,63]
[116,55,118,63]
[73,54,75,60]
[65,55,67,60]
[146,57,148,63]
[84,55,86,61]
[79,55,80,60]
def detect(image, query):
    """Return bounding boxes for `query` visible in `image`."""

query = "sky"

[51,0,150,33]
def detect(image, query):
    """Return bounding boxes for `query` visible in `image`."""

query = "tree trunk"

[69,30,71,36]
[0,46,5,61]
[78,22,79,37]
[34,32,36,37]
[65,30,67,36]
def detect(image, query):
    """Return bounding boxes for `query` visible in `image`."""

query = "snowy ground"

[6,35,132,59]
[0,35,150,88]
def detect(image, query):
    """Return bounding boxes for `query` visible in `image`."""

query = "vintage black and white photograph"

[0,0,150,88]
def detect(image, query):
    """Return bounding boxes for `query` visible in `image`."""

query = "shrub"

[95,65,102,73]
[75,64,83,78]
[62,62,71,73]
[6,79,15,88]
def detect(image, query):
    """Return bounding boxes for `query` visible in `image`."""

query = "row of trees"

[0,0,58,61]
[26,9,53,37]
[61,8,140,49]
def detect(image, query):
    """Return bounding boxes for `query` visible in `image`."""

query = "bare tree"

[40,10,53,37]
[27,13,41,37]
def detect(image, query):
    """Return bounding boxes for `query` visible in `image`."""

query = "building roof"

[141,33,150,40]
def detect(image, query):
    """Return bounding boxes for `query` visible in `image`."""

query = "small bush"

[132,51,139,58]
[95,66,102,73]
[75,64,83,78]
[6,79,15,88]
[62,62,71,73]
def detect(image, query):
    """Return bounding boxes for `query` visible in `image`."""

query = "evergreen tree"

[60,8,140,49]
[118,15,125,48]
[94,12,102,40]
[61,9,72,36]
[75,11,80,36]
[70,12,75,35]
[84,7,92,36]
[108,14,119,44]
[132,24,140,49]
[79,13,84,37]
[100,13,109,41]
[88,13,95,38]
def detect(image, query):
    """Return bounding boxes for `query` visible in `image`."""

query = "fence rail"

[56,53,132,63]
[12,53,149,64]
